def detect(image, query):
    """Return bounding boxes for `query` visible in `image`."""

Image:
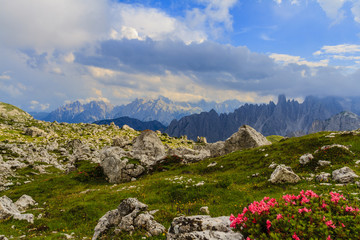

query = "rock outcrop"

[167,215,243,240]
[299,153,314,165]
[309,111,360,133]
[332,167,359,183]
[0,195,37,223]
[269,165,300,184]
[92,198,165,240]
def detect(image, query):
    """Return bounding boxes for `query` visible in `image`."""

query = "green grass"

[1,103,360,239]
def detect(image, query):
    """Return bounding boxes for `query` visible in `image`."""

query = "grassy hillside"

[0,103,360,239]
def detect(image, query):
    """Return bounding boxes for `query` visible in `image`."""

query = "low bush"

[230,190,360,239]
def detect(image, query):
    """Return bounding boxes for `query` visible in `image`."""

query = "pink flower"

[276,214,283,220]
[341,222,345,227]
[321,202,328,209]
[327,235,332,240]
[292,232,300,240]
[325,220,336,229]
[298,207,312,214]
[246,238,252,240]
[266,219,271,231]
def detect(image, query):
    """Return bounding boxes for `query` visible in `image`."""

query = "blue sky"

[1,0,360,111]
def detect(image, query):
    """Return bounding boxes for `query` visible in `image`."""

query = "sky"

[1,0,360,112]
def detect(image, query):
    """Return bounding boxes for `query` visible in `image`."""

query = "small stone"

[299,153,314,165]
[200,206,210,215]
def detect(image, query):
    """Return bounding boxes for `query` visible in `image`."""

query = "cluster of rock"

[92,198,165,240]
[167,215,243,240]
[269,144,360,185]
[0,194,37,223]
[92,198,243,240]
[101,125,271,183]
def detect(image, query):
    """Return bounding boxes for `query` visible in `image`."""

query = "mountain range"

[32,96,244,126]
[94,117,165,131]
[165,95,360,142]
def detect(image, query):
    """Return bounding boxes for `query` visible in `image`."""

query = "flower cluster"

[230,190,360,239]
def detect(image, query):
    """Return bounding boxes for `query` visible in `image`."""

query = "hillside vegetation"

[0,102,360,239]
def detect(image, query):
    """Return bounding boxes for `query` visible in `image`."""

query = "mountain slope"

[34,97,244,125]
[43,100,114,123]
[309,111,360,133]
[165,95,348,142]
[94,116,166,131]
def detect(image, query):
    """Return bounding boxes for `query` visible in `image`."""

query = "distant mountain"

[29,112,50,120]
[42,100,114,123]
[309,111,360,133]
[33,96,244,125]
[94,116,165,131]
[165,95,360,142]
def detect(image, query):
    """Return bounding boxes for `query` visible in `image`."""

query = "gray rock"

[222,125,271,155]
[101,147,145,183]
[113,137,131,148]
[24,126,46,137]
[200,206,210,214]
[318,160,331,167]
[197,136,207,144]
[122,125,134,131]
[0,235,8,240]
[269,164,300,184]
[316,172,331,182]
[92,198,165,240]
[332,167,359,183]
[15,195,37,211]
[167,147,211,163]
[269,162,277,169]
[167,215,243,240]
[0,196,34,223]
[299,153,314,165]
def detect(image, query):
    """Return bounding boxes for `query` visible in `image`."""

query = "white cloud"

[317,0,348,23]
[88,66,118,79]
[0,0,109,51]
[269,53,329,67]
[332,55,360,60]
[0,72,11,80]
[110,3,206,44]
[351,1,360,23]
[314,44,360,55]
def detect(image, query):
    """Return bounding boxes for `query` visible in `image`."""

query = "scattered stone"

[332,167,359,183]
[269,162,277,169]
[200,206,210,215]
[252,173,259,177]
[318,160,331,167]
[121,125,134,131]
[0,235,8,240]
[24,126,46,137]
[197,136,207,144]
[269,164,300,184]
[320,183,332,186]
[316,172,331,182]
[112,137,131,148]
[299,153,314,165]
[207,162,217,167]
[356,181,360,188]
[167,215,243,240]
[92,198,165,240]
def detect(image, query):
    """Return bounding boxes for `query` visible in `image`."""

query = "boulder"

[92,198,165,240]
[15,194,37,211]
[0,235,8,240]
[24,126,46,137]
[197,136,207,144]
[112,137,131,148]
[222,125,271,155]
[100,147,145,183]
[0,195,34,223]
[316,172,331,182]
[269,165,300,184]
[167,147,211,163]
[167,215,243,240]
[299,153,314,165]
[122,125,134,131]
[332,167,359,183]
[132,130,166,166]
[318,160,331,167]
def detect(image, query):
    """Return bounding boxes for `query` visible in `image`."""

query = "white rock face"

[299,153,314,165]
[92,198,165,240]
[269,165,300,184]
[15,194,37,212]
[332,167,359,183]
[318,160,331,167]
[167,215,243,240]
[0,195,35,223]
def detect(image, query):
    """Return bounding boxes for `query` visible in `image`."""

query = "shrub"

[230,190,360,239]
[73,161,106,182]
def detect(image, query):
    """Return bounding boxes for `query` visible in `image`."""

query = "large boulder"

[100,147,145,183]
[132,130,166,166]
[92,198,165,240]
[269,164,300,184]
[0,195,35,223]
[222,125,271,155]
[24,126,46,137]
[167,215,243,240]
[167,147,211,163]
[332,167,359,183]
